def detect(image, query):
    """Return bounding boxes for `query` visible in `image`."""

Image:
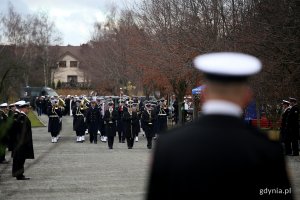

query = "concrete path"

[0,115,152,200]
[1,114,300,200]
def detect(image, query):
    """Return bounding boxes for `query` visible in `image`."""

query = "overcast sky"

[0,0,137,46]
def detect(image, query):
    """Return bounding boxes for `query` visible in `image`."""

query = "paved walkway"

[0,115,152,200]
[0,113,300,200]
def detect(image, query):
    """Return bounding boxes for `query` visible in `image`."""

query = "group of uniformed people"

[0,101,34,180]
[280,97,299,156]
[47,95,170,150]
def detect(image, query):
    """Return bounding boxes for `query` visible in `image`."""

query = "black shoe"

[109,147,113,149]
[147,146,152,149]
[16,176,30,180]
[128,147,132,149]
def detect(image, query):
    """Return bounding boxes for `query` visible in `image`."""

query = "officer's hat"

[193,52,262,82]
[108,101,114,106]
[289,97,297,102]
[282,100,290,105]
[0,103,8,108]
[15,101,30,108]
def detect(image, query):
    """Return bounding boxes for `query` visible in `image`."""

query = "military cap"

[16,101,30,108]
[193,52,262,82]
[289,97,297,102]
[0,103,8,107]
[282,100,290,105]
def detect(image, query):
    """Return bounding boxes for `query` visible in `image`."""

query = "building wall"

[52,55,85,84]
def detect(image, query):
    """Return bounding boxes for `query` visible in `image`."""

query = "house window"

[70,61,78,67]
[59,61,66,67]
[67,76,78,83]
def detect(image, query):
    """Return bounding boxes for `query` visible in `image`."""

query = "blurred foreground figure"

[146,52,293,200]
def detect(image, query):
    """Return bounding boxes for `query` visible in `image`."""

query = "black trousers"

[89,131,97,143]
[51,132,59,137]
[12,157,25,178]
[107,136,114,148]
[76,131,85,137]
[146,137,153,149]
[126,137,134,148]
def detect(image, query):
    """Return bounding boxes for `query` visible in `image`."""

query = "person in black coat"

[285,97,299,156]
[123,101,140,149]
[157,98,169,135]
[146,52,293,200]
[47,100,63,143]
[0,103,9,164]
[72,100,86,143]
[280,100,291,153]
[117,100,127,143]
[11,102,34,180]
[141,101,157,149]
[86,100,101,144]
[104,102,118,149]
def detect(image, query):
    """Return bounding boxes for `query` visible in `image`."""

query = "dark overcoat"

[287,105,299,140]
[47,107,63,133]
[104,110,118,137]
[85,107,100,133]
[141,110,157,137]
[123,111,140,138]
[11,113,34,160]
[72,107,86,132]
[146,115,293,200]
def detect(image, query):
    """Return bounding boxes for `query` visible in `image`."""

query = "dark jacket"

[72,106,86,132]
[11,113,34,159]
[104,109,118,137]
[123,111,140,138]
[280,107,290,142]
[85,107,100,133]
[141,109,157,137]
[147,115,293,200]
[287,105,299,140]
[47,106,63,133]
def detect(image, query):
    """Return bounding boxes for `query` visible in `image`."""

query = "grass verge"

[28,110,45,127]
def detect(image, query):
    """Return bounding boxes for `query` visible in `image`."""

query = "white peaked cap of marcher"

[193,52,262,76]
[0,103,8,107]
[14,100,26,106]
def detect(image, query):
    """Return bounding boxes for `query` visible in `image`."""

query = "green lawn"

[28,110,45,127]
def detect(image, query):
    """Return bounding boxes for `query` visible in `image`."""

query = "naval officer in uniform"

[146,52,293,200]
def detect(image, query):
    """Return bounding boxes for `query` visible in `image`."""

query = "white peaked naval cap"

[0,103,8,107]
[193,52,262,80]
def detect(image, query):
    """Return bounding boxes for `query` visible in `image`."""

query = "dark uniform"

[47,105,63,142]
[146,52,293,200]
[157,101,169,135]
[0,108,9,163]
[104,107,118,149]
[11,103,34,180]
[141,105,157,149]
[86,104,100,143]
[117,104,127,143]
[72,105,86,142]
[286,98,299,156]
[123,108,140,149]
[280,100,291,153]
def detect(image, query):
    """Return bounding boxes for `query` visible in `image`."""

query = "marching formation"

[45,95,170,150]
